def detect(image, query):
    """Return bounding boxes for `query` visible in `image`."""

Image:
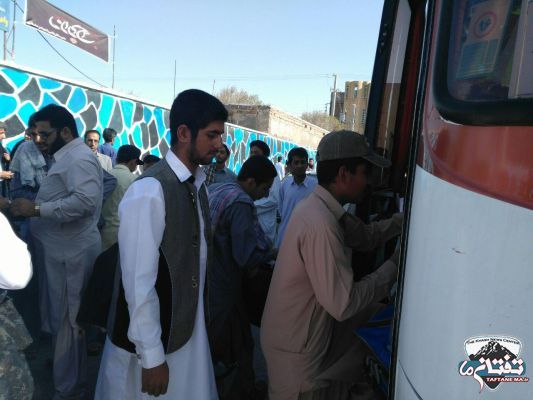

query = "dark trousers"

[209,303,255,400]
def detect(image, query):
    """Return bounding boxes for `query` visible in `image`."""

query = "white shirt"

[0,212,32,290]
[95,150,218,400]
[255,175,281,246]
[276,175,318,248]
[275,162,285,180]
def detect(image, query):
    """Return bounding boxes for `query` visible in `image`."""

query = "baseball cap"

[117,145,143,165]
[143,154,161,164]
[317,130,391,168]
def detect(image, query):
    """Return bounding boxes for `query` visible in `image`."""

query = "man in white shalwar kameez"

[10,104,103,399]
[95,89,228,399]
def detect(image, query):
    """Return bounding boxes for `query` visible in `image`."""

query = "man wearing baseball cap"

[261,130,403,400]
[100,144,143,251]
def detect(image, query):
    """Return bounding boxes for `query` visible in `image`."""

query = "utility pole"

[212,79,216,94]
[111,25,116,88]
[10,0,15,60]
[330,73,337,117]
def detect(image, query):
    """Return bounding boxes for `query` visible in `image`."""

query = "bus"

[364,0,533,398]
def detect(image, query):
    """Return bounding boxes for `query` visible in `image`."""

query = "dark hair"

[103,128,117,143]
[287,147,309,164]
[28,114,36,128]
[249,140,270,157]
[143,154,161,164]
[277,156,282,162]
[116,145,142,164]
[222,144,231,155]
[85,129,101,139]
[33,104,79,138]
[237,155,277,185]
[169,89,228,147]
[317,157,370,186]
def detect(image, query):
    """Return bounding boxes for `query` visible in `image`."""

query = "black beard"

[188,144,212,166]
[48,134,66,155]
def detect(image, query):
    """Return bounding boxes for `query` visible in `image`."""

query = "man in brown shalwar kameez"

[261,130,402,400]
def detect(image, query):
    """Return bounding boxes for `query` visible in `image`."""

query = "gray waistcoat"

[110,158,212,355]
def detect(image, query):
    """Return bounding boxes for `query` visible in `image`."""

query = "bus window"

[434,0,533,124]
[375,0,411,162]
[366,0,412,191]
[448,0,531,101]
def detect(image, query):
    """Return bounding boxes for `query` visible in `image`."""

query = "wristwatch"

[34,204,41,217]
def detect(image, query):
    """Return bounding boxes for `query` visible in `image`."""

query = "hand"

[10,198,37,217]
[141,362,169,397]
[3,152,10,162]
[0,196,9,210]
[0,171,13,179]
[389,248,401,267]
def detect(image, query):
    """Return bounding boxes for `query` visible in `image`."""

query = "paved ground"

[22,332,385,400]
[10,278,100,400]
[24,336,101,400]
[12,278,387,400]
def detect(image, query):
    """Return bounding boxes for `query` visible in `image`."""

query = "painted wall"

[0,64,315,173]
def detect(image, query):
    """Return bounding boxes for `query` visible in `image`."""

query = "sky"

[7,0,384,115]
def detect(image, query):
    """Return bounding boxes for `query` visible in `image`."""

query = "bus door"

[392,0,533,399]
[350,0,428,395]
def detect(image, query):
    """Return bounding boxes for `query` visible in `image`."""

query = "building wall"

[0,64,314,173]
[226,104,326,149]
[344,80,371,134]
[225,123,315,172]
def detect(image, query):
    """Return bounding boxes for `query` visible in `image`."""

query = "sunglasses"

[36,129,57,139]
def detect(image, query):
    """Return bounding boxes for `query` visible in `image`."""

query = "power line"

[104,74,332,83]
[35,31,105,87]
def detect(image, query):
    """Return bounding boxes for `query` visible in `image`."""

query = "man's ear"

[176,124,191,144]
[241,177,256,190]
[337,165,350,185]
[61,126,73,140]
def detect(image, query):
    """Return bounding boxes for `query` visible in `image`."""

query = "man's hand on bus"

[390,248,401,267]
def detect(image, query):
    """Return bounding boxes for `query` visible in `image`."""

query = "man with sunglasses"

[10,104,103,400]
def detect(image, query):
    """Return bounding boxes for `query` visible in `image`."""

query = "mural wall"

[0,64,315,173]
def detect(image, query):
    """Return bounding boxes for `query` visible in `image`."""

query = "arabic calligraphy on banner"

[25,0,109,62]
[458,335,529,392]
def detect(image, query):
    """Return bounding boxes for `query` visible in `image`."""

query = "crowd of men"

[0,89,402,400]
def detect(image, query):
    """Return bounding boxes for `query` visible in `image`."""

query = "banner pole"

[111,25,116,88]
[11,0,16,60]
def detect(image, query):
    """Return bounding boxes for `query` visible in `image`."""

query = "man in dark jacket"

[208,155,277,399]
